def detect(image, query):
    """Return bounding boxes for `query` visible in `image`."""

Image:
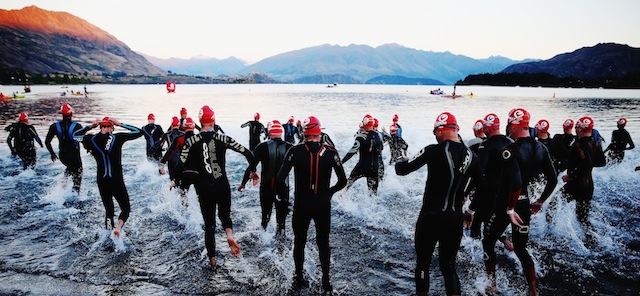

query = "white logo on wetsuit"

[502,149,512,160]
[202,141,222,179]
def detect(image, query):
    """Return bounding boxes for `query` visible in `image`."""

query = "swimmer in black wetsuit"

[342,114,383,195]
[466,119,486,153]
[467,114,513,240]
[141,113,164,161]
[604,117,635,163]
[160,117,196,207]
[178,106,255,267]
[551,119,576,173]
[45,104,85,193]
[562,116,602,245]
[240,112,267,150]
[395,112,481,296]
[481,108,557,296]
[75,117,143,237]
[381,123,408,165]
[276,116,347,294]
[6,112,43,170]
[239,120,293,234]
[283,116,298,144]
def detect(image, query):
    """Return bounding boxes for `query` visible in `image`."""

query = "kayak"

[441,94,463,99]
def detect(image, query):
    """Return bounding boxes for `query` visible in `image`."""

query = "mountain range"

[1,6,639,86]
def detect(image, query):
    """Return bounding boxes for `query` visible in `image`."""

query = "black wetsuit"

[141,123,164,161]
[283,122,298,144]
[468,134,513,238]
[179,131,254,259]
[551,133,576,173]
[155,129,185,166]
[395,140,481,296]
[6,122,43,170]
[276,141,347,291]
[45,118,84,192]
[240,120,267,150]
[241,138,292,232]
[564,136,600,234]
[482,137,556,286]
[161,130,188,182]
[342,130,383,194]
[382,132,409,165]
[77,124,143,229]
[606,128,634,163]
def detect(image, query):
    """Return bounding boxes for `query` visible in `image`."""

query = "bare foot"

[113,219,124,237]
[227,237,240,257]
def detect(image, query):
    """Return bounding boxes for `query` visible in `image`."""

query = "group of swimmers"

[3,104,636,295]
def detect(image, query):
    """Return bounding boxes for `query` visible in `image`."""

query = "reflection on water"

[1,84,639,295]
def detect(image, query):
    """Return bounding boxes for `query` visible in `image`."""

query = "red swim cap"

[390,124,398,134]
[171,116,180,127]
[18,112,28,123]
[576,116,594,130]
[60,103,73,116]
[433,112,458,131]
[184,117,195,131]
[562,119,574,129]
[267,120,283,138]
[361,114,374,128]
[535,119,550,133]
[303,116,322,136]
[148,113,155,121]
[473,119,484,132]
[507,108,530,128]
[180,107,187,116]
[100,117,113,127]
[254,112,260,121]
[393,114,399,122]
[483,113,500,127]
[199,106,215,125]
[618,118,627,126]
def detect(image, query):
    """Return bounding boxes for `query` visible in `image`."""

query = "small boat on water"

[430,89,444,95]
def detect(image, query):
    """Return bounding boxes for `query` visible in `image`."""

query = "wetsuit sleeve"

[241,145,263,186]
[395,146,429,175]
[625,130,635,150]
[6,127,16,154]
[341,137,361,163]
[276,148,294,191]
[568,139,594,180]
[537,143,558,203]
[240,121,250,128]
[323,134,336,148]
[45,124,57,156]
[73,125,93,140]
[118,123,143,140]
[329,150,347,195]
[160,136,181,164]
[29,126,43,147]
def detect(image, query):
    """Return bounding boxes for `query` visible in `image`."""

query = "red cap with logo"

[618,117,627,126]
[18,112,28,123]
[199,105,215,125]
[562,119,574,129]
[507,108,530,128]
[362,114,374,128]
[100,116,113,127]
[473,119,484,132]
[184,117,195,131]
[60,103,73,116]
[303,116,322,136]
[433,112,458,132]
[267,120,283,138]
[390,124,398,134]
[148,113,155,121]
[171,116,180,128]
[483,113,500,127]
[576,116,594,130]
[535,119,550,132]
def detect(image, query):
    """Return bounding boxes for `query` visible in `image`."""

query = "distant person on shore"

[45,104,84,192]
[395,112,481,296]
[6,112,43,170]
[75,117,143,237]
[240,112,267,150]
[178,106,255,267]
[239,120,292,235]
[141,113,164,161]
[604,117,634,164]
[276,116,347,294]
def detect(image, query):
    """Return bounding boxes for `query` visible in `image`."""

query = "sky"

[2,0,639,64]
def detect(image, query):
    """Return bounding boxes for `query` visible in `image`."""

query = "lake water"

[1,84,639,295]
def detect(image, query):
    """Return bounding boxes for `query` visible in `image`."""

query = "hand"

[561,174,571,182]
[237,184,245,192]
[110,118,121,126]
[158,166,166,175]
[530,200,543,215]
[91,119,100,128]
[169,180,176,191]
[51,155,58,162]
[508,210,524,227]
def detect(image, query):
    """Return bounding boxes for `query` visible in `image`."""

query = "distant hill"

[0,6,165,77]
[501,43,640,79]
[141,54,247,76]
[236,43,524,84]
